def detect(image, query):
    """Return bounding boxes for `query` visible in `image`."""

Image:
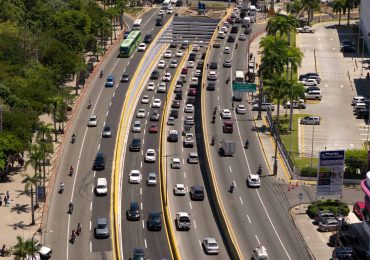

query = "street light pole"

[257,70,263,120]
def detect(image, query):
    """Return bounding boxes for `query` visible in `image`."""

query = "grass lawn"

[126,7,143,17]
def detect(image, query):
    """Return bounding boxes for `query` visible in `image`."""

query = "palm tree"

[300,0,320,25]
[116,0,127,30]
[22,172,41,225]
[345,0,360,26]
[286,0,302,16]
[267,15,299,38]
[36,123,53,143]
[12,235,35,260]
[106,6,119,41]
[260,36,289,77]
[25,144,42,210]
[37,142,53,186]
[47,97,63,142]
[287,80,305,131]
[332,0,346,26]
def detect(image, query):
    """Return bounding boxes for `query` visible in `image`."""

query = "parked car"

[251,102,275,111]
[319,218,339,232]
[314,210,336,224]
[300,115,320,125]
[353,201,365,220]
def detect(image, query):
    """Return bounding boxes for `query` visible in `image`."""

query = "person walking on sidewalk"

[0,196,3,206]
[6,191,9,200]
[4,196,8,207]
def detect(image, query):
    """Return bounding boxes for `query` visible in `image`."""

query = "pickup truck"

[176,212,191,230]
[183,133,194,147]
[296,26,315,33]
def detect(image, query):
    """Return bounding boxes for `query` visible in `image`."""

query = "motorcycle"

[211,137,215,146]
[245,140,249,149]
[257,165,262,175]
[99,71,103,78]
[71,134,76,144]
[70,231,76,244]
[68,203,74,214]
[59,184,64,194]
[230,183,235,193]
[69,167,74,177]
[87,101,92,109]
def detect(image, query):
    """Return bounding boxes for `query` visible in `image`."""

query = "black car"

[170,109,179,119]
[129,138,141,152]
[175,92,182,100]
[150,70,160,79]
[299,73,320,81]
[172,100,181,108]
[328,233,359,247]
[126,202,140,220]
[147,212,162,231]
[174,87,182,93]
[201,52,206,60]
[93,152,106,171]
[186,97,195,105]
[196,61,204,69]
[341,45,356,53]
[188,52,196,61]
[207,83,216,91]
[121,73,129,82]
[180,42,189,49]
[170,43,177,48]
[150,110,160,121]
[190,185,204,201]
[244,27,252,35]
[132,248,145,260]
[209,61,218,70]
[231,25,239,33]
[143,33,152,43]
[155,19,163,26]
[167,130,179,142]
[227,35,235,42]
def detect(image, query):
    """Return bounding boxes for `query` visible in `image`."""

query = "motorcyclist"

[100,70,103,78]
[87,99,92,109]
[69,202,74,213]
[71,134,76,143]
[71,229,76,242]
[258,164,262,175]
[60,182,65,192]
[77,223,82,234]
[69,165,74,176]
[230,182,235,193]
[245,139,249,149]
[211,136,216,146]
[235,43,238,49]
[226,77,230,84]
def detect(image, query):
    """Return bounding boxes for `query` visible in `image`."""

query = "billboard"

[316,150,345,197]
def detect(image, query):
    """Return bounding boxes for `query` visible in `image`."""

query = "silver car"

[94,218,110,238]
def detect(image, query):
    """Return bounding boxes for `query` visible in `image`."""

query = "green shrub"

[345,149,367,176]
[307,200,350,218]
[300,166,317,177]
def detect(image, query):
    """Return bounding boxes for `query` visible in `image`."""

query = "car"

[213,39,221,48]
[152,98,162,108]
[164,50,172,58]
[121,73,129,82]
[236,104,246,114]
[187,61,195,68]
[251,102,275,111]
[167,6,174,14]
[174,184,186,195]
[284,100,307,109]
[143,33,152,43]
[176,50,183,57]
[223,59,232,68]
[149,123,158,133]
[202,237,219,255]
[188,88,196,96]
[172,100,181,108]
[145,149,156,162]
[95,178,108,195]
[132,121,141,132]
[170,59,178,68]
[94,218,110,238]
[93,152,106,170]
[175,92,183,100]
[217,31,225,39]
[332,247,353,259]
[129,138,141,152]
[171,158,181,169]
[188,52,196,61]
[138,43,146,52]
[247,174,261,187]
[184,104,194,113]
[353,201,365,220]
[220,26,228,33]
[296,25,315,33]
[314,210,336,224]
[158,9,165,16]
[352,96,366,105]
[300,115,320,125]
[105,75,115,87]
[207,83,216,91]
[341,45,356,53]
[88,115,98,127]
[190,185,204,200]
[129,170,142,184]
[328,233,359,247]
[149,110,159,122]
[155,18,163,26]
[169,109,179,118]
[150,70,160,79]
[147,172,157,186]
[170,43,177,48]
[209,62,218,69]
[239,33,247,40]
[341,39,355,48]
[319,218,339,232]
[162,72,171,82]
[194,69,202,77]
[132,248,145,259]
[147,212,162,231]
[299,72,320,81]
[305,90,322,100]
[189,77,199,87]
[158,82,167,93]
[180,41,189,49]
[223,121,233,133]
[200,52,206,59]
[157,60,166,69]
[181,67,188,75]
[167,130,179,142]
[136,108,146,118]
[187,152,198,164]
[176,212,191,230]
[305,86,320,92]
[192,44,200,51]
[207,71,217,80]
[102,125,112,137]
[147,82,155,91]
[227,35,235,42]
[300,78,318,86]
[183,133,194,147]
[141,95,150,104]
[126,202,140,220]
[224,47,231,54]
[124,31,130,39]
[221,109,232,119]
[34,242,52,259]
[184,115,194,125]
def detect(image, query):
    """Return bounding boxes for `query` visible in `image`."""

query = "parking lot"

[297,22,365,154]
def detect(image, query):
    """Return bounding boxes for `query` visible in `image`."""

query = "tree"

[267,15,299,38]
[300,0,320,25]
[286,80,305,131]
[36,122,53,142]
[25,144,42,210]
[36,124,53,186]
[47,97,63,142]
[345,0,359,26]
[332,0,346,26]
[22,171,41,225]
[12,235,36,260]
[286,0,302,16]
[115,0,127,30]
[106,6,119,41]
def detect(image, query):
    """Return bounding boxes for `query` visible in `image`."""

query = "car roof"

[177,212,190,217]
[190,152,198,156]
[173,158,180,162]
[204,237,217,243]
[192,184,203,190]
[249,173,260,178]
[97,217,108,224]
[176,183,184,187]
[148,172,157,177]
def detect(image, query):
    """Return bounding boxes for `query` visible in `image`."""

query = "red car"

[149,124,158,133]
[181,68,188,75]
[353,201,365,220]
[188,88,197,96]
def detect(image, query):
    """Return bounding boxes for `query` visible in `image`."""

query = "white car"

[158,82,166,93]
[132,121,141,133]
[138,43,146,52]
[220,26,228,33]
[247,174,261,187]
[207,71,217,80]
[300,78,318,86]
[167,6,174,14]
[236,104,246,114]
[152,98,162,108]
[176,50,183,57]
[162,72,171,82]
[141,95,150,104]
[170,59,178,68]
[224,47,231,54]
[157,60,166,69]
[174,184,186,195]
[221,109,232,119]
[147,82,155,91]
[239,33,247,41]
[194,69,202,77]
[184,104,194,113]
[145,149,156,162]
[136,108,146,118]
[88,115,98,127]
[147,173,157,186]
[187,61,195,68]
[158,9,165,16]
[164,50,172,58]
[217,31,225,39]
[202,237,219,255]
[171,158,181,169]
[192,45,200,51]
[129,170,142,184]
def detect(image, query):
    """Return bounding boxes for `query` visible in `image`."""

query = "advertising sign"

[368,149,370,171]
[316,150,345,197]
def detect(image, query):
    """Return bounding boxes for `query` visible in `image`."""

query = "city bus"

[120,31,142,57]
[132,19,143,30]
[235,71,245,83]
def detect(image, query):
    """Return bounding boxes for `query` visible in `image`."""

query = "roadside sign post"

[298,192,303,214]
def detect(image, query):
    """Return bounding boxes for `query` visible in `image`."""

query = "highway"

[202,21,312,259]
[44,8,174,260]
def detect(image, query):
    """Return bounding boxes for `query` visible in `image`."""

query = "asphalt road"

[203,22,312,259]
[44,8,174,260]
[163,47,229,259]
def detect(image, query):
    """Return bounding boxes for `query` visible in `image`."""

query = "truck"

[220,138,235,156]
[252,245,268,259]
[249,5,257,23]
[183,133,194,147]
[242,17,251,28]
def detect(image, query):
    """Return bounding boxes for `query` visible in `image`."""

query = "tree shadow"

[11,203,29,214]
[10,221,30,230]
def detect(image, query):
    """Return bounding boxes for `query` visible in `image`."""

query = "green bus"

[120,31,142,57]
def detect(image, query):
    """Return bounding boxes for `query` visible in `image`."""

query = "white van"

[352,96,366,105]
[305,90,322,100]
[96,178,108,195]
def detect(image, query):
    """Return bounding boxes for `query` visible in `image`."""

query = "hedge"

[306,199,350,218]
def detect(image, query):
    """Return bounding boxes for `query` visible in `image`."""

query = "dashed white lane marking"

[189,201,192,210]
[140,187,142,195]
[90,221,92,230]
[239,197,243,205]
[193,219,197,229]
[255,234,260,244]
[340,85,343,88]
[247,214,251,224]
[198,240,202,250]
[184,172,186,178]
[90,202,93,211]
[142,220,145,229]
[229,166,232,172]
[141,202,143,210]
[144,238,147,248]
[90,242,92,253]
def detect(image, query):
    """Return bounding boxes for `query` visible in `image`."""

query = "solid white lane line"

[247,214,251,224]
[255,234,260,244]
[106,111,109,117]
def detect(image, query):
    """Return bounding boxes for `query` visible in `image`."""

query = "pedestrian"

[232,101,234,110]
[0,196,3,206]
[6,191,9,200]
[1,244,5,256]
[4,196,7,207]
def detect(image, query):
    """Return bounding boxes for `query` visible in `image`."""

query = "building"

[360,0,370,52]
[360,172,370,252]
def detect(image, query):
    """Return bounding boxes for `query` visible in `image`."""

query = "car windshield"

[97,223,106,229]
